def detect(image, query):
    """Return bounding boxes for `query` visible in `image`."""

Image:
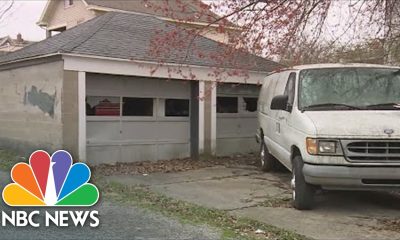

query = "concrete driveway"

[109,165,400,240]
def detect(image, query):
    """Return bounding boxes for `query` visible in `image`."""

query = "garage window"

[165,99,190,117]
[243,97,258,112]
[217,97,238,113]
[123,97,153,116]
[86,96,120,116]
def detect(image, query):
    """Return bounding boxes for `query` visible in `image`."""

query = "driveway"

[0,170,221,240]
[108,165,400,240]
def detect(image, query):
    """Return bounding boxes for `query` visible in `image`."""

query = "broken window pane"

[165,99,190,117]
[123,97,153,116]
[86,96,120,116]
[243,97,258,112]
[217,97,238,113]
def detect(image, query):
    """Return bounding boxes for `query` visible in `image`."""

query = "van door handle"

[278,116,285,120]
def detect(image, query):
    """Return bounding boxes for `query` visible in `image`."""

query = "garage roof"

[0,12,282,72]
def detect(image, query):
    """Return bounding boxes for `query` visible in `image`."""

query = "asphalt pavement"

[0,170,221,240]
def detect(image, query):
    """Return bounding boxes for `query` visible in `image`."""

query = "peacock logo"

[2,150,99,207]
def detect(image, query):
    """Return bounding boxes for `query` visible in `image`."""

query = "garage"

[216,83,260,156]
[0,12,281,164]
[85,73,191,165]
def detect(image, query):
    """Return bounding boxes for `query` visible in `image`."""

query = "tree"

[280,38,387,65]
[0,0,13,22]
[144,0,400,70]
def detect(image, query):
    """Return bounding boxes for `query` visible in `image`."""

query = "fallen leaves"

[94,154,258,176]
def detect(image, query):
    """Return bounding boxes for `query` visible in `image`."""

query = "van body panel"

[257,64,400,190]
[305,111,400,138]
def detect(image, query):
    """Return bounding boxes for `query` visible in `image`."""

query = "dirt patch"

[93,154,258,176]
[260,197,293,208]
[375,218,400,232]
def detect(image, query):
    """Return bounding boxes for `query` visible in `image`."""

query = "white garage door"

[85,74,190,165]
[216,84,260,156]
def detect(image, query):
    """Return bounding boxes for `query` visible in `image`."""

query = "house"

[0,34,35,54]
[37,0,239,43]
[0,12,281,165]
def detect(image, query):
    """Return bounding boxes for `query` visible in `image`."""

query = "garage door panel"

[216,83,259,156]
[216,138,258,156]
[87,145,121,165]
[217,117,257,138]
[157,80,190,99]
[120,121,189,141]
[88,74,190,99]
[217,117,240,137]
[237,117,258,135]
[157,143,190,160]
[87,121,120,142]
[122,78,160,97]
[86,74,191,164]
[120,121,162,141]
[121,144,158,162]
[154,121,190,140]
[86,76,122,97]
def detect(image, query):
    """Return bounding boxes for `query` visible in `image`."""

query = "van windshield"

[299,68,400,111]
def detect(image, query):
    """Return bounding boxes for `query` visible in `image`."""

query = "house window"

[123,97,153,116]
[243,97,258,112]
[217,97,238,113]
[64,0,73,7]
[165,99,190,117]
[86,96,120,116]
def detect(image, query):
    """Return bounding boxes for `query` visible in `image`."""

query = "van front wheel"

[259,141,276,172]
[291,155,315,210]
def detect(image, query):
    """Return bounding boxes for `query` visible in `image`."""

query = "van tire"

[292,155,315,210]
[259,141,276,172]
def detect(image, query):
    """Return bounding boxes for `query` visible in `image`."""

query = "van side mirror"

[271,95,289,110]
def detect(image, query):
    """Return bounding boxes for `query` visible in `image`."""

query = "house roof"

[85,0,224,24]
[38,0,234,28]
[0,35,34,48]
[0,12,281,72]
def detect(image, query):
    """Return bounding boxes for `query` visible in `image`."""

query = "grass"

[97,179,308,240]
[0,149,24,171]
[0,149,307,240]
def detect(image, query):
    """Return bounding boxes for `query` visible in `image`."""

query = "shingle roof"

[0,12,282,72]
[0,35,35,48]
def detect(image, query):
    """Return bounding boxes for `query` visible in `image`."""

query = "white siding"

[47,0,96,30]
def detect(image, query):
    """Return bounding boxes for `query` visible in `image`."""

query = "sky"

[0,0,381,45]
[0,1,47,41]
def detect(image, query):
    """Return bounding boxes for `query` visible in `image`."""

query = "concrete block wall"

[0,61,64,155]
[62,70,79,159]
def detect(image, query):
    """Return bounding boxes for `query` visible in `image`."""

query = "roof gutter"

[0,53,61,67]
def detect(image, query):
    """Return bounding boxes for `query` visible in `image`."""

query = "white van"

[256,63,400,210]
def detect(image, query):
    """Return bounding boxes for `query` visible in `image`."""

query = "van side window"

[284,73,296,111]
